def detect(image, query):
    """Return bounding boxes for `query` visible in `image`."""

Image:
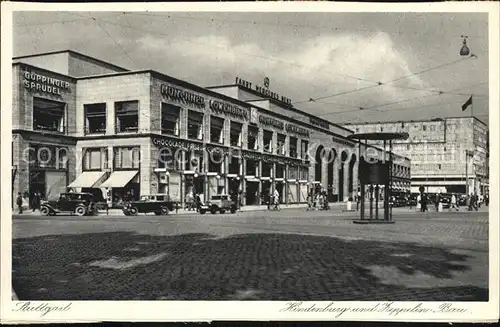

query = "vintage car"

[389,194,408,207]
[39,192,96,216]
[122,195,176,216]
[199,195,237,214]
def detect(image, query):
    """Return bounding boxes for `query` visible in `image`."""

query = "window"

[288,165,298,180]
[161,103,180,136]
[263,130,273,153]
[115,101,139,133]
[247,126,258,150]
[301,140,309,160]
[230,121,242,147]
[158,148,182,171]
[277,134,286,155]
[276,164,285,178]
[438,164,442,170]
[300,166,309,180]
[188,110,204,140]
[261,162,272,177]
[84,103,106,134]
[210,116,224,144]
[246,159,258,176]
[29,144,68,169]
[229,156,241,174]
[33,97,65,133]
[289,137,298,158]
[114,147,140,169]
[208,151,222,174]
[83,148,107,170]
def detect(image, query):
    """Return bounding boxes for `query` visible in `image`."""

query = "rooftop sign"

[236,77,292,106]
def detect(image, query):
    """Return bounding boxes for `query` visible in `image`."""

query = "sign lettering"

[236,77,292,106]
[286,123,310,137]
[161,84,205,109]
[152,137,203,151]
[310,117,329,130]
[23,71,70,95]
[259,115,284,130]
[209,100,248,120]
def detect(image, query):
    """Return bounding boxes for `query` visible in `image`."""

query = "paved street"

[12,207,489,301]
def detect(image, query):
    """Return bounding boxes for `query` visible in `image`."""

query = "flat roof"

[13,49,130,73]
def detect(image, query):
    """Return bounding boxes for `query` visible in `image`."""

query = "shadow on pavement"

[12,231,488,301]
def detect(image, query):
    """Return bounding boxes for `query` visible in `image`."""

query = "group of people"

[266,189,281,211]
[416,192,488,212]
[15,191,42,214]
[185,191,202,212]
[306,191,329,211]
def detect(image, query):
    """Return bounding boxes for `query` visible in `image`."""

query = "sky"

[12,11,490,125]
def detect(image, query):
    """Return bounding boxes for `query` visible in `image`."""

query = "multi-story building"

[344,117,489,195]
[11,50,411,209]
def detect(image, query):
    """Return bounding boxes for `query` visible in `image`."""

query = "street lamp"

[465,149,474,195]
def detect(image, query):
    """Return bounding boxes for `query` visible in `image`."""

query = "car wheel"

[210,207,218,214]
[128,207,138,216]
[123,209,130,216]
[40,206,50,216]
[160,206,169,215]
[230,207,236,214]
[199,209,206,215]
[75,205,86,216]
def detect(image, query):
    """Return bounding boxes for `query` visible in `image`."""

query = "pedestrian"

[416,194,421,212]
[31,192,40,212]
[273,189,280,211]
[435,193,440,212]
[450,193,459,212]
[473,193,479,211]
[485,194,489,206]
[195,193,201,212]
[16,192,23,214]
[421,193,428,212]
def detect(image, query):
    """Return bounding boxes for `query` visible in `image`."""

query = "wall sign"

[161,84,205,109]
[23,71,70,95]
[209,100,248,120]
[259,115,284,130]
[152,137,203,151]
[285,123,309,137]
[309,117,329,130]
[236,77,292,106]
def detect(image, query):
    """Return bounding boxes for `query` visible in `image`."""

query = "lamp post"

[465,150,473,195]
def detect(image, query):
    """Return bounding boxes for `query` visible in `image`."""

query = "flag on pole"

[461,95,473,111]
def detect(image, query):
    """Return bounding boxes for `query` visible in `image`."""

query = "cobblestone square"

[12,208,489,301]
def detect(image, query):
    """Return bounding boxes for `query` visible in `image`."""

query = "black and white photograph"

[1,1,498,323]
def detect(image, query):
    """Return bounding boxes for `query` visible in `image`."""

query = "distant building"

[344,117,489,195]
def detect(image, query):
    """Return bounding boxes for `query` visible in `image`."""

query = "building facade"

[344,117,489,196]
[12,50,411,209]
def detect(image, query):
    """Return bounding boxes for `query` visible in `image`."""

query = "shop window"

[263,130,273,153]
[210,116,224,144]
[158,147,182,171]
[288,165,298,180]
[208,151,223,174]
[230,121,243,147]
[188,110,204,140]
[275,164,285,179]
[246,159,258,176]
[83,148,107,171]
[84,103,106,135]
[229,156,241,174]
[261,162,272,177]
[301,140,309,160]
[277,134,286,155]
[29,144,68,169]
[300,166,309,180]
[33,97,65,133]
[161,103,180,136]
[114,147,140,169]
[115,101,139,133]
[247,126,258,150]
[289,137,298,158]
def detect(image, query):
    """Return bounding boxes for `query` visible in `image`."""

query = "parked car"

[439,194,452,209]
[39,192,96,216]
[389,193,408,207]
[122,195,176,216]
[199,194,237,214]
[408,193,419,206]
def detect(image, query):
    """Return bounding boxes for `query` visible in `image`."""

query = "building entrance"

[245,181,259,205]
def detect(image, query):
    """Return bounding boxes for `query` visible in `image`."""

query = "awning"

[68,171,107,188]
[100,171,138,188]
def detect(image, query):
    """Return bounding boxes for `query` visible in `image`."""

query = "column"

[224,154,229,194]
[180,151,186,208]
[332,160,340,201]
[272,162,276,193]
[343,162,349,202]
[106,101,115,135]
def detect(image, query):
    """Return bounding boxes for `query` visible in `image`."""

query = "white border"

[1,1,499,323]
